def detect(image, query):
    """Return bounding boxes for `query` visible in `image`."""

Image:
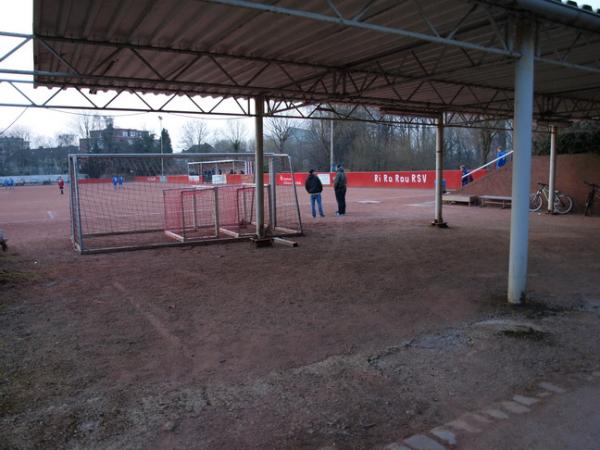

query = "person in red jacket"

[57,177,65,195]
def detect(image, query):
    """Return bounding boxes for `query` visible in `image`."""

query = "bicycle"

[529,182,573,214]
[584,181,600,216]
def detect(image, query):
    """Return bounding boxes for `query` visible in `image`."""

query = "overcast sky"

[0,0,255,150]
[1,0,600,150]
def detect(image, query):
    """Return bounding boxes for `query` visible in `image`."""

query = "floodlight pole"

[255,96,265,238]
[508,18,535,305]
[432,114,447,227]
[547,125,557,214]
[269,157,277,228]
[159,115,164,177]
[330,115,334,172]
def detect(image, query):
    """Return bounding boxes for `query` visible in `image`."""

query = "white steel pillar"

[432,114,447,227]
[508,19,535,304]
[255,96,265,238]
[547,125,558,214]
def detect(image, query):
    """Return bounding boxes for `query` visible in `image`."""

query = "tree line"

[1,109,599,177]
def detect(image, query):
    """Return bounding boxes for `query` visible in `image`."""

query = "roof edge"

[514,0,600,30]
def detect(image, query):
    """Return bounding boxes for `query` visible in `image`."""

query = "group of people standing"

[112,176,125,190]
[304,165,347,218]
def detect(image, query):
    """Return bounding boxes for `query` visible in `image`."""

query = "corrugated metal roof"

[32,0,600,120]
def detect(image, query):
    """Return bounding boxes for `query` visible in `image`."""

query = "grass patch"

[0,269,38,286]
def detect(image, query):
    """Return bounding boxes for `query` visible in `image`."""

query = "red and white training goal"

[67,153,302,253]
[163,184,271,242]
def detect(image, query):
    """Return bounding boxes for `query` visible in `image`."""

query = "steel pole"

[508,19,535,304]
[159,115,164,177]
[72,155,84,252]
[255,96,265,238]
[269,157,277,229]
[330,116,334,172]
[433,115,447,227]
[547,125,557,214]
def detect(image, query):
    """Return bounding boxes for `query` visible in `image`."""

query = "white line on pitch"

[407,201,435,207]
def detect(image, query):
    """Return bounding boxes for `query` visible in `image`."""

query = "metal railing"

[461,150,514,180]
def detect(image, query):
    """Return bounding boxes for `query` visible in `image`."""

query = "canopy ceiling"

[32,0,600,121]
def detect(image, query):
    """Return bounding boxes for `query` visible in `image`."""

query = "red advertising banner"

[276,170,487,190]
[79,170,487,190]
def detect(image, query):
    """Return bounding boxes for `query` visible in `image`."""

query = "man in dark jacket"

[304,169,325,218]
[333,165,347,215]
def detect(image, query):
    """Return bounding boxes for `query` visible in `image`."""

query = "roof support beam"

[197,1,600,77]
[199,0,518,57]
[13,31,597,115]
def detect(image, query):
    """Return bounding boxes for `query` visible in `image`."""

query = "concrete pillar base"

[251,237,273,248]
[431,220,449,228]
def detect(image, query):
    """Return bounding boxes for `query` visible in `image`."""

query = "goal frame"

[68,152,303,254]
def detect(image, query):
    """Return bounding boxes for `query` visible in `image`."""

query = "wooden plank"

[479,195,511,200]
[442,194,477,206]
[164,230,185,242]
[274,226,300,234]
[479,195,512,208]
[273,237,298,247]
[219,227,240,238]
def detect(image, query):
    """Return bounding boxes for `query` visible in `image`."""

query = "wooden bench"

[479,195,512,208]
[442,194,478,206]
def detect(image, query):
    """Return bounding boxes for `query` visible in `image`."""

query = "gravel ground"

[1,185,599,449]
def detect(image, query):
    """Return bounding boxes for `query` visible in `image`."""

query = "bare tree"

[69,113,104,151]
[265,117,294,152]
[70,113,101,140]
[55,133,77,147]
[7,125,32,146]
[180,120,210,150]
[477,125,498,165]
[32,135,55,149]
[222,120,247,152]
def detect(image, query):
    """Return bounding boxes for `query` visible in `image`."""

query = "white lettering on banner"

[279,174,292,185]
[369,172,431,185]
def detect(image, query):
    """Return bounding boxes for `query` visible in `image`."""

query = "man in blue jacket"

[304,169,325,218]
[334,165,347,215]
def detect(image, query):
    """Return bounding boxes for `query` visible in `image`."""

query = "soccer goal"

[68,153,302,253]
[187,159,254,184]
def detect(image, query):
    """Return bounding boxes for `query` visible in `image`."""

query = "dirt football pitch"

[1,185,600,449]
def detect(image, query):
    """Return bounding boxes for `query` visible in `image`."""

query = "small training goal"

[67,153,302,253]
